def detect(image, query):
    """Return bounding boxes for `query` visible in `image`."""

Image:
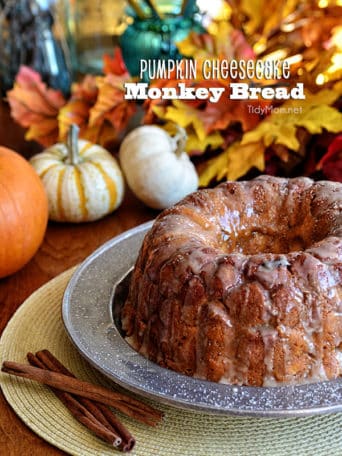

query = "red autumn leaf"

[89,74,136,133]
[103,47,130,76]
[7,66,66,146]
[230,29,255,61]
[193,80,269,134]
[71,75,98,103]
[318,134,342,182]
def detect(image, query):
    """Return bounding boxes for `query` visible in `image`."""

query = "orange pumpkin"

[0,146,48,278]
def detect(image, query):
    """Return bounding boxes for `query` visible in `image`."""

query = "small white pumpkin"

[119,125,198,209]
[30,125,125,222]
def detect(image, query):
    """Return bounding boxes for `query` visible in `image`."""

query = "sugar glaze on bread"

[122,176,342,386]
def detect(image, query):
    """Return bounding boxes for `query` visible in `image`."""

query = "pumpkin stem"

[67,124,80,165]
[173,126,187,157]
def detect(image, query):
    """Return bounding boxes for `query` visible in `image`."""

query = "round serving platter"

[62,221,342,418]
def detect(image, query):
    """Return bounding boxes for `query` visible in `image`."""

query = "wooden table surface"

[0,101,156,455]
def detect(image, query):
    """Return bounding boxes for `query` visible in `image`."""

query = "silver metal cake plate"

[62,221,342,418]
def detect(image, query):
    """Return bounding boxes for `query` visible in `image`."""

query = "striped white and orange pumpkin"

[30,126,124,222]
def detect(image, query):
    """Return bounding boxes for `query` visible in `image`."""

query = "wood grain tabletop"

[0,100,156,455]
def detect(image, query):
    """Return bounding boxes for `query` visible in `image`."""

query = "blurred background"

[0,0,341,184]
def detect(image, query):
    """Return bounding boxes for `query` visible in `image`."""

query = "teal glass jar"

[119,1,203,80]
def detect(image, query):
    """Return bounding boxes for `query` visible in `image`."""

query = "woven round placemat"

[0,267,341,456]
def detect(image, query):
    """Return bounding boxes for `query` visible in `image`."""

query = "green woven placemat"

[0,267,341,456]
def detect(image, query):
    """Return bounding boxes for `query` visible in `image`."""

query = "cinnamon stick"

[34,350,135,452]
[58,395,122,446]
[2,360,163,427]
[27,353,122,448]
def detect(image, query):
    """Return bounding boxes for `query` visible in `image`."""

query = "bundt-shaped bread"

[121,176,342,386]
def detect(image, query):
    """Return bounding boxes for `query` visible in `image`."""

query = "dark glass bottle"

[0,0,71,95]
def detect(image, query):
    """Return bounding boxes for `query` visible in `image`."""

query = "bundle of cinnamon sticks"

[2,350,163,452]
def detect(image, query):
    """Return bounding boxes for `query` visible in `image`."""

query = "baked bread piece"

[122,176,342,386]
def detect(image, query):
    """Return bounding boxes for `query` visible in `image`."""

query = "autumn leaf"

[333,80,342,97]
[142,66,191,124]
[59,72,134,147]
[317,134,342,182]
[155,104,220,154]
[297,48,338,92]
[301,14,342,50]
[230,0,298,38]
[199,140,265,185]
[230,29,256,60]
[103,47,130,76]
[154,100,206,142]
[25,119,62,147]
[161,121,224,155]
[7,66,66,146]
[177,21,254,61]
[152,83,266,154]
[211,21,236,58]
[58,76,98,141]
[59,99,91,141]
[177,31,217,60]
[59,75,121,147]
[59,99,119,147]
[82,122,120,150]
[89,74,136,133]
[228,1,342,95]
[198,81,268,133]
[241,89,342,151]
[186,129,224,155]
[199,85,342,185]
[143,63,264,135]
[155,100,229,154]
[71,75,98,103]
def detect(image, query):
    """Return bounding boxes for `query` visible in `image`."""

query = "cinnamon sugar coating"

[121,176,342,386]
